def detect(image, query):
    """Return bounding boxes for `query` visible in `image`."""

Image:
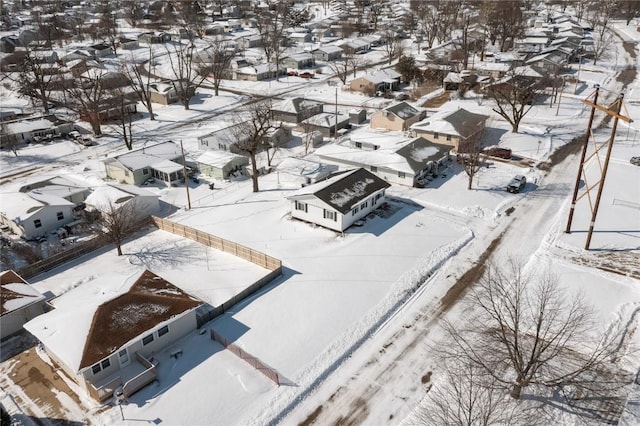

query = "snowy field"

[0,14,639,426]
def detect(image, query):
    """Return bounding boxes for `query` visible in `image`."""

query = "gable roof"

[105,141,181,171]
[1,270,44,316]
[290,168,390,214]
[361,69,401,85]
[272,97,323,114]
[79,270,202,369]
[395,137,452,171]
[301,112,349,128]
[0,191,74,224]
[384,102,421,120]
[411,108,488,139]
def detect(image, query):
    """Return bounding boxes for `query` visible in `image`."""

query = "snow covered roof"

[272,97,323,114]
[0,191,74,223]
[287,168,390,214]
[25,270,202,372]
[361,69,402,85]
[301,112,349,128]
[276,157,338,181]
[152,159,184,174]
[85,183,158,210]
[313,45,343,54]
[196,150,248,168]
[1,270,44,316]
[236,63,279,75]
[411,108,488,139]
[384,102,421,120]
[18,176,89,199]
[105,141,182,171]
[4,116,68,134]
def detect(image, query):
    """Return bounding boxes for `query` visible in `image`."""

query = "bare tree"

[255,5,287,81]
[441,260,631,401]
[486,70,548,133]
[66,68,109,135]
[124,2,145,27]
[328,47,357,84]
[229,100,277,192]
[382,28,402,65]
[418,359,528,426]
[110,87,135,150]
[481,0,525,52]
[175,0,206,39]
[411,0,439,49]
[93,198,144,256]
[586,0,616,66]
[10,45,57,114]
[0,123,20,156]
[122,52,155,121]
[460,133,484,190]
[165,41,205,110]
[197,36,234,96]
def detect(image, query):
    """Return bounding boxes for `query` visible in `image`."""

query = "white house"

[103,141,185,186]
[84,183,161,219]
[1,115,74,147]
[315,130,452,187]
[196,150,249,180]
[286,168,390,232]
[276,157,338,186]
[0,191,76,239]
[24,270,203,402]
[1,270,46,341]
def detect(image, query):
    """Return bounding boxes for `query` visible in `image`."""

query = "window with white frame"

[371,166,377,172]
[34,219,42,228]
[352,206,359,215]
[56,211,64,220]
[398,172,406,178]
[360,201,367,209]
[433,132,439,139]
[323,209,336,221]
[295,201,308,212]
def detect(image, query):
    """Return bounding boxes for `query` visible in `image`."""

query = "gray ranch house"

[271,97,324,124]
[312,45,343,62]
[103,141,185,186]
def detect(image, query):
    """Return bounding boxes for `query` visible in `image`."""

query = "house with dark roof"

[349,69,402,95]
[24,270,204,402]
[370,101,426,131]
[410,108,489,153]
[271,97,324,123]
[1,270,46,340]
[286,168,390,232]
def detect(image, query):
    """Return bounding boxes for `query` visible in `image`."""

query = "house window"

[371,166,377,172]
[376,193,382,201]
[398,172,406,178]
[101,358,110,369]
[118,349,129,364]
[323,209,336,221]
[433,132,439,139]
[360,201,367,209]
[295,201,308,212]
[34,219,42,228]
[158,325,169,337]
[91,363,101,375]
[142,334,154,346]
[142,168,150,175]
[124,170,130,177]
[56,211,64,221]
[355,142,362,149]
[352,206,359,215]
[446,134,452,141]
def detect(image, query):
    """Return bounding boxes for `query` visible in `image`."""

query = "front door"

[118,348,130,367]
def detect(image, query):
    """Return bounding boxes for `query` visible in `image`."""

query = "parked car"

[287,71,298,76]
[299,72,314,79]
[506,175,526,193]
[631,156,640,166]
[394,92,409,101]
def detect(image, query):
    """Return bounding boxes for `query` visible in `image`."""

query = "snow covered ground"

[0,15,639,426]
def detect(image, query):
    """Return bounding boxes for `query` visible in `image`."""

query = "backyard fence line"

[210,329,280,385]
[150,216,282,271]
[16,217,152,280]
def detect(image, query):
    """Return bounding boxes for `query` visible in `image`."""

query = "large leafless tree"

[10,45,58,114]
[122,53,156,121]
[65,69,109,135]
[165,41,206,110]
[93,198,145,256]
[440,260,631,402]
[197,36,235,96]
[486,70,548,133]
[229,100,277,193]
[255,5,287,81]
[481,0,525,52]
[586,0,616,65]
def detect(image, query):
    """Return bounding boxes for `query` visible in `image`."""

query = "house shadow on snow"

[345,197,423,237]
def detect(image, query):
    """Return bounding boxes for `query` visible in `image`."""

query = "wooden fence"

[150,216,282,272]
[210,329,280,385]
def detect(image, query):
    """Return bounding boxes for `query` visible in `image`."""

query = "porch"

[88,352,158,402]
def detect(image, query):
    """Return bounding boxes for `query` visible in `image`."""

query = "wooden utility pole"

[565,88,632,249]
[180,140,191,210]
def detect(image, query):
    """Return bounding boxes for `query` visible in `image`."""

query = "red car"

[287,71,298,76]
[299,72,314,79]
